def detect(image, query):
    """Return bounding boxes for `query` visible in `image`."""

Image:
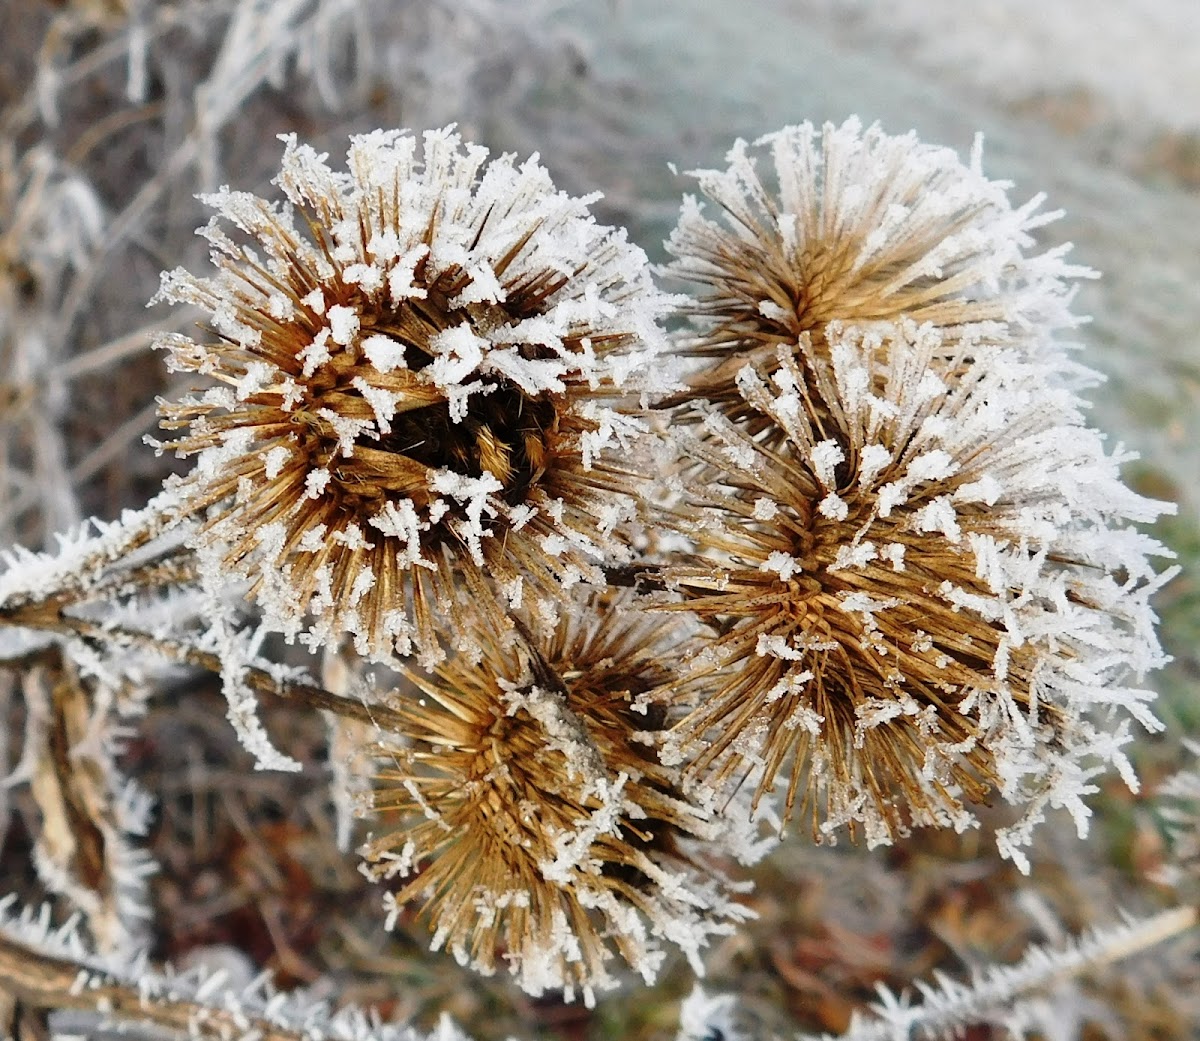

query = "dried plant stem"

[56,138,200,343]
[1051,904,1199,979]
[69,400,163,486]
[64,101,167,167]
[57,318,185,381]
[0,931,299,1041]
[0,604,404,732]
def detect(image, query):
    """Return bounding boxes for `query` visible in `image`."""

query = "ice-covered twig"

[0,897,476,1041]
[0,490,189,613]
[0,605,404,735]
[795,906,1198,1041]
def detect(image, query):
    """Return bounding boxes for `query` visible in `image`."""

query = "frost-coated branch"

[0,899,475,1041]
[0,492,189,613]
[796,905,1199,1041]
[0,605,406,733]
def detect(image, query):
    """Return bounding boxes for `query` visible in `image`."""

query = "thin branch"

[798,905,1200,1041]
[57,318,182,381]
[0,930,322,1041]
[0,602,408,734]
[0,492,188,611]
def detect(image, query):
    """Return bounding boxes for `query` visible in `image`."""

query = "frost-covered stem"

[0,931,298,1041]
[1059,904,1198,973]
[0,607,403,733]
[0,544,196,621]
[0,494,186,612]
[81,549,197,604]
[809,905,1199,1041]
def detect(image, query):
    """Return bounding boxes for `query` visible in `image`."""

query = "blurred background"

[1,2,1197,1037]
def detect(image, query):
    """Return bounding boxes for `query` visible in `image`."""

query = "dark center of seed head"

[378,386,557,500]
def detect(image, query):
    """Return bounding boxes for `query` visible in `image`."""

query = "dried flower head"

[153,128,674,664]
[664,118,1089,430]
[657,320,1174,861]
[362,592,751,1004]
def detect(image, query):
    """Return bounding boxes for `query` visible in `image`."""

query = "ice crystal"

[153,127,675,665]
[657,320,1174,857]
[1158,740,1200,892]
[676,985,746,1041]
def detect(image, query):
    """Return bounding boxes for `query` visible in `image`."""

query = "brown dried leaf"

[22,657,134,950]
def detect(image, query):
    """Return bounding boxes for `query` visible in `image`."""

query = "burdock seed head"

[361,590,752,1005]
[153,127,675,664]
[656,319,1174,863]
[664,117,1091,431]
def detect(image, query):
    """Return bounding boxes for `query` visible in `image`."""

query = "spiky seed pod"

[655,320,1173,860]
[361,591,752,1005]
[663,117,1090,434]
[153,128,675,664]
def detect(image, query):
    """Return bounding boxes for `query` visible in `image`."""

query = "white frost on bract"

[501,683,609,784]
[361,591,766,1007]
[666,117,1097,381]
[153,126,678,667]
[682,318,1174,861]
